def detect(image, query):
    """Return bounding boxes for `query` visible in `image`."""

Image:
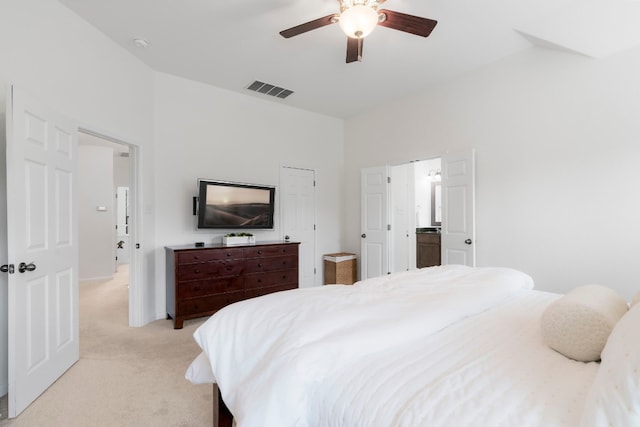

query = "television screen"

[197,180,275,229]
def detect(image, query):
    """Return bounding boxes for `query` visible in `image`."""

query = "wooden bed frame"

[213,384,233,427]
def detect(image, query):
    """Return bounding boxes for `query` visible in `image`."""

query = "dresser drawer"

[177,259,244,281]
[166,242,300,329]
[177,291,245,316]
[245,245,297,258]
[244,269,298,289]
[177,248,244,265]
[176,276,244,298]
[244,255,298,274]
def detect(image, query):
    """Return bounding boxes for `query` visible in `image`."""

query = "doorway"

[389,158,441,273]
[3,87,143,418]
[76,129,140,327]
[361,150,475,280]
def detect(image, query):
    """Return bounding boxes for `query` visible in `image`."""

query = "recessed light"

[133,38,149,48]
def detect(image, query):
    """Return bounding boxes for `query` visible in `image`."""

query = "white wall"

[78,145,115,280]
[152,73,345,318]
[114,154,131,188]
[0,0,157,392]
[344,46,640,300]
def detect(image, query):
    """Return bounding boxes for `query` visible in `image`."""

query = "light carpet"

[1,264,212,427]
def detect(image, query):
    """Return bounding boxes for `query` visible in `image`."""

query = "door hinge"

[314,267,316,274]
[387,224,391,231]
[135,243,140,249]
[314,224,316,231]
[314,180,316,187]
[387,176,391,184]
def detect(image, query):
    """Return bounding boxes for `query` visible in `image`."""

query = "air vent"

[246,80,294,99]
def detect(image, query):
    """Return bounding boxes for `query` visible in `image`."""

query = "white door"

[281,167,316,287]
[441,150,475,266]
[361,166,389,279]
[6,86,79,417]
[390,163,413,273]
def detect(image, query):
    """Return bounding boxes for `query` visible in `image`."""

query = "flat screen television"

[196,179,276,229]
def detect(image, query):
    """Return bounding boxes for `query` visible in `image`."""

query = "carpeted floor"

[1,265,212,427]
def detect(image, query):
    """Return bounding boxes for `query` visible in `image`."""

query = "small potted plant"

[222,232,255,246]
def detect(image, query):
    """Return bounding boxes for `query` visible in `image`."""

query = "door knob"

[1,264,15,274]
[361,233,367,238]
[18,262,37,273]
[464,239,473,245]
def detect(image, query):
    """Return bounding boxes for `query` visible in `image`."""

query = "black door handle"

[464,239,472,245]
[1,264,15,274]
[18,262,37,273]
[361,233,367,238]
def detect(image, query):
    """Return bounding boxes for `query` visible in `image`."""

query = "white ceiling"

[57,0,640,118]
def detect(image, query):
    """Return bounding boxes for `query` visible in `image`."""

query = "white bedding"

[308,291,599,426]
[188,265,553,426]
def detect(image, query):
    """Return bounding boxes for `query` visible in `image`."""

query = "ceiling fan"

[279,0,437,63]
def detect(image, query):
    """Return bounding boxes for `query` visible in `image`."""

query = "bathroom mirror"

[431,181,441,226]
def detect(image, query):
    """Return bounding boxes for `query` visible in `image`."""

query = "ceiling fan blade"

[280,14,338,38]
[346,37,363,63]
[377,9,437,37]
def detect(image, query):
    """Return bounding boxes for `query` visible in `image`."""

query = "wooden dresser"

[165,241,299,329]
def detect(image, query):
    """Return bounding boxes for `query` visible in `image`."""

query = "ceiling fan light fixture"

[338,5,379,38]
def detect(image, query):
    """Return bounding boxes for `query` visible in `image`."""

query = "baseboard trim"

[79,275,114,282]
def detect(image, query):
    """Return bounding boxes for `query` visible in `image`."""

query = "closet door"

[281,166,316,287]
[360,166,389,279]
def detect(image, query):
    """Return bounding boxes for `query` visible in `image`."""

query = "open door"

[360,166,390,279]
[6,86,79,417]
[441,149,476,266]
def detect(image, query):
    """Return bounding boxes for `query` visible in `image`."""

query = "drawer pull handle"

[194,269,200,274]
[258,279,262,283]
[226,253,231,257]
[194,256,199,260]
[258,263,262,268]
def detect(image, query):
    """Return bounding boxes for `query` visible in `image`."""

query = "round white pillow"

[540,285,628,362]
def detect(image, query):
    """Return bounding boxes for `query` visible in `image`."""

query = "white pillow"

[580,304,640,427]
[540,285,628,362]
[185,351,217,384]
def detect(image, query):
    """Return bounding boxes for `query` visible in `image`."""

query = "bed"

[185,265,640,427]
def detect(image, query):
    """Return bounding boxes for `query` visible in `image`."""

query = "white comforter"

[189,265,536,427]
[309,291,599,426]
